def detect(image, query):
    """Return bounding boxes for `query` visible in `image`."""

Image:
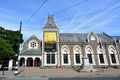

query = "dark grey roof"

[112,36,120,40]
[20,49,42,55]
[59,33,88,43]
[43,16,58,29]
[59,32,115,43]
[96,33,113,42]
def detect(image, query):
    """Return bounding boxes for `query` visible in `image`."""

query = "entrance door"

[35,58,41,67]
[27,58,33,67]
[20,58,25,67]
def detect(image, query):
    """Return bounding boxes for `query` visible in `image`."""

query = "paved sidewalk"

[0,67,120,77]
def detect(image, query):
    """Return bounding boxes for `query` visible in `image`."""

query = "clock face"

[44,32,57,43]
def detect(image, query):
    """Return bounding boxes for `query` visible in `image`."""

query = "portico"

[19,49,42,67]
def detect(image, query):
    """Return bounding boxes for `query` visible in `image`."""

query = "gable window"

[91,35,95,40]
[30,42,37,48]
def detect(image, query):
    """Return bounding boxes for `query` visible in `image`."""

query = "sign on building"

[44,31,57,52]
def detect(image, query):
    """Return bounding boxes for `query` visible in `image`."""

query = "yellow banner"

[44,32,57,42]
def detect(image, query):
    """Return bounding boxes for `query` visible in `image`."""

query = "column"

[57,43,60,68]
[25,59,27,67]
[32,60,35,67]
[41,55,44,68]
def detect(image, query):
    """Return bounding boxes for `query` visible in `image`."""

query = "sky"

[0,0,120,41]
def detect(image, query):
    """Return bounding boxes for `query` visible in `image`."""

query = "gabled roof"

[24,35,41,44]
[43,16,58,29]
[20,49,42,55]
[59,32,117,43]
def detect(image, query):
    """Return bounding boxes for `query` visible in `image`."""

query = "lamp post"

[14,21,22,75]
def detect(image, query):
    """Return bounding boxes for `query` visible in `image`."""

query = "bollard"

[14,66,18,75]
[2,68,4,75]
[14,61,18,75]
[2,67,8,75]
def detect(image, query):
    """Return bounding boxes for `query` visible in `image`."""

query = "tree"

[0,26,23,67]
[0,26,23,54]
[0,38,14,65]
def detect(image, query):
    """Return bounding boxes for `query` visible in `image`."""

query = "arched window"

[111,50,116,63]
[99,50,105,63]
[63,50,68,64]
[85,45,95,65]
[87,50,93,63]
[108,45,119,65]
[97,46,108,65]
[73,45,82,65]
[75,50,81,64]
[61,45,71,65]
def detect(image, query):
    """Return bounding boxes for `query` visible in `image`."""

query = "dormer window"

[91,35,95,40]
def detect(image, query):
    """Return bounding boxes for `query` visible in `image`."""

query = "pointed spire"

[43,15,58,29]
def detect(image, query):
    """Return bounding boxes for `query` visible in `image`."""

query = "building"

[19,16,120,68]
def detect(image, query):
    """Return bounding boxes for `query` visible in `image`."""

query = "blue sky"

[0,0,120,40]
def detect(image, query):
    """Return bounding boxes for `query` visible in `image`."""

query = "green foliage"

[0,38,14,64]
[0,26,23,53]
[0,26,23,64]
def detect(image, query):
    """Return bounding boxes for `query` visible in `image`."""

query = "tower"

[42,16,60,67]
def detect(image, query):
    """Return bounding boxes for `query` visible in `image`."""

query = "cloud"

[69,2,120,33]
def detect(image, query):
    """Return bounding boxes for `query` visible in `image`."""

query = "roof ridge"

[102,32,112,39]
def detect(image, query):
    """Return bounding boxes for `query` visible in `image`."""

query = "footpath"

[0,67,120,77]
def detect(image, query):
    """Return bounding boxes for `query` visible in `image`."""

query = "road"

[0,77,120,80]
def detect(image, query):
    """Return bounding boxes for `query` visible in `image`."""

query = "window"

[111,54,116,63]
[30,42,37,48]
[47,54,50,64]
[46,54,55,64]
[87,54,93,63]
[51,54,55,63]
[63,54,68,64]
[91,35,95,40]
[75,54,80,63]
[99,54,104,63]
